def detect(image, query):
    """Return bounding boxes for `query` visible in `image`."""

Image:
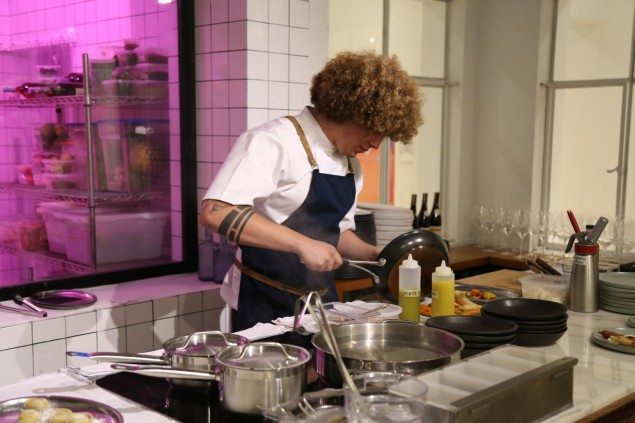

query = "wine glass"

[537,210,550,257]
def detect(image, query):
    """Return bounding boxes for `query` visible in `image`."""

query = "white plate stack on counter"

[358,202,413,248]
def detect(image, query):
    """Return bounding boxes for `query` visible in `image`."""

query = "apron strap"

[234,258,329,297]
[285,115,353,173]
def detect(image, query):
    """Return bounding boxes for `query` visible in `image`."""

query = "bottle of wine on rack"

[417,193,429,228]
[410,194,418,228]
[430,192,442,232]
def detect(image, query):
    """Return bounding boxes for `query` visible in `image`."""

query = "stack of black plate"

[482,298,568,346]
[334,208,377,280]
[425,315,517,358]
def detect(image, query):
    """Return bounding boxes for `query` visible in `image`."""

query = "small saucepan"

[68,330,248,388]
[112,342,311,415]
[343,228,449,300]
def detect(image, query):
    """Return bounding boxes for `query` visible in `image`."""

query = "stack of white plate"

[358,202,413,248]
[599,272,635,315]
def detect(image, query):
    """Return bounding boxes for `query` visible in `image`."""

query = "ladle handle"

[67,351,166,365]
[343,258,386,267]
[111,364,219,381]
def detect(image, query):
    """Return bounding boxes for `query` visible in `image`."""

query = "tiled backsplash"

[0,274,224,387]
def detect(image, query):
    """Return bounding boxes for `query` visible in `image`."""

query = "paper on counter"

[233,322,291,340]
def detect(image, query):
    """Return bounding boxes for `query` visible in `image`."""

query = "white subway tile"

[247,80,269,109]
[125,301,153,326]
[66,333,98,367]
[229,80,247,108]
[0,346,33,386]
[97,327,127,352]
[290,0,309,28]
[212,80,230,108]
[33,317,65,343]
[197,108,213,135]
[197,162,214,189]
[212,136,231,159]
[178,292,203,315]
[228,21,247,50]
[247,50,268,80]
[203,289,225,310]
[212,109,230,136]
[96,306,126,331]
[269,81,289,109]
[0,323,32,351]
[269,109,289,120]
[289,27,309,55]
[269,24,289,54]
[229,108,248,136]
[289,55,309,83]
[211,0,229,23]
[228,0,247,21]
[178,312,204,336]
[126,322,154,354]
[211,23,229,52]
[247,21,268,51]
[153,317,178,349]
[269,53,289,82]
[194,0,211,26]
[195,25,211,54]
[66,312,97,337]
[33,339,66,376]
[247,0,268,22]
[202,309,223,331]
[289,82,309,110]
[269,0,289,25]
[196,53,213,81]
[247,108,270,129]
[228,50,247,79]
[154,296,178,319]
[211,51,230,80]
[196,81,213,109]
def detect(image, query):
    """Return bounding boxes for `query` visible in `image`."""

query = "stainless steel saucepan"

[68,330,248,388]
[112,342,311,415]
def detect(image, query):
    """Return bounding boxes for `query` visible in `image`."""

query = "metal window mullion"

[379,0,391,204]
[617,82,632,221]
[541,86,556,214]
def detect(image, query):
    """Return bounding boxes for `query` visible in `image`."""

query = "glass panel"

[392,86,442,208]
[329,0,383,56]
[550,87,622,219]
[388,0,445,78]
[554,0,634,80]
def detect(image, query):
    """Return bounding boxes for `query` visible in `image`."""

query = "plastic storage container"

[36,201,82,254]
[60,208,169,265]
[519,274,570,305]
[19,217,48,251]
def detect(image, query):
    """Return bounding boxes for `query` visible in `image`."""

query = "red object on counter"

[567,209,581,234]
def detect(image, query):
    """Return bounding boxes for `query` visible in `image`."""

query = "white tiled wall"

[0,286,224,387]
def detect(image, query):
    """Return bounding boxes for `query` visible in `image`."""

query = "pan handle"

[67,351,167,365]
[110,363,220,381]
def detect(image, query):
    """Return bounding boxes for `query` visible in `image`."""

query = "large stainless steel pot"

[68,331,248,388]
[112,342,311,415]
[311,321,463,387]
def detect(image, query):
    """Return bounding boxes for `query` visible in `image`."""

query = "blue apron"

[235,116,355,331]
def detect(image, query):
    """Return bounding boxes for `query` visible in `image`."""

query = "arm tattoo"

[217,205,255,243]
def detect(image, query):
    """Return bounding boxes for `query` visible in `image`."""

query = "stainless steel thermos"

[569,241,599,312]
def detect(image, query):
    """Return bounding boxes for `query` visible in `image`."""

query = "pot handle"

[67,351,166,365]
[110,363,220,381]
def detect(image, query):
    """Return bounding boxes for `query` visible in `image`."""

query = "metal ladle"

[341,258,398,302]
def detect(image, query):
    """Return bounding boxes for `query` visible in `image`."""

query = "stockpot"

[311,320,463,387]
[112,342,311,415]
[68,331,248,388]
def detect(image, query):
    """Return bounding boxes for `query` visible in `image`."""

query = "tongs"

[13,294,47,317]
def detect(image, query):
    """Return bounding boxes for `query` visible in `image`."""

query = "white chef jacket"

[203,107,364,309]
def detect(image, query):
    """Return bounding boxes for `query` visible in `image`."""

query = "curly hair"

[310,51,423,143]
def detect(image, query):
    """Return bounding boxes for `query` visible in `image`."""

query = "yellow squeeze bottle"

[398,254,421,322]
[431,260,455,317]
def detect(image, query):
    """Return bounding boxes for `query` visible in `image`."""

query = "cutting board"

[457,269,528,293]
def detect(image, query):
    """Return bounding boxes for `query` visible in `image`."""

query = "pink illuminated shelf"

[0,95,165,108]
[0,184,163,204]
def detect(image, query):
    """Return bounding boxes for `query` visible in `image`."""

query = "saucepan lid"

[217,342,311,370]
[163,331,249,358]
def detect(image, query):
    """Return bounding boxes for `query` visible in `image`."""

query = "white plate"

[599,272,635,290]
[364,302,402,319]
[358,202,411,212]
[629,316,635,327]
[591,327,635,354]
[599,303,635,315]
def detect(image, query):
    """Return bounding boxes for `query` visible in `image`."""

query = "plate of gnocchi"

[0,396,123,423]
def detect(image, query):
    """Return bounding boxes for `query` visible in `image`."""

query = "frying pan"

[68,331,248,388]
[343,229,449,300]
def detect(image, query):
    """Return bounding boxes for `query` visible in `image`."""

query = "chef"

[200,51,423,332]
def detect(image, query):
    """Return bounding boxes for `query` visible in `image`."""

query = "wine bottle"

[417,193,429,228]
[410,194,418,228]
[430,192,442,232]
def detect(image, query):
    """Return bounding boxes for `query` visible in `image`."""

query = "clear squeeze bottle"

[431,260,455,316]
[399,254,421,322]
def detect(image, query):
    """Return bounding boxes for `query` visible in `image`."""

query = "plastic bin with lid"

[60,208,169,265]
[36,201,83,255]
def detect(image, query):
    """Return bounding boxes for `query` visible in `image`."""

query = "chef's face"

[334,122,385,158]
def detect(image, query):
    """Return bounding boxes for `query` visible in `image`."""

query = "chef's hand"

[297,239,343,272]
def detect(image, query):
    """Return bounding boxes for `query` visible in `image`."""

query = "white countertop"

[0,308,633,422]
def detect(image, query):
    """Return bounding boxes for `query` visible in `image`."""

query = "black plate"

[454,284,519,304]
[512,328,567,346]
[457,333,516,344]
[29,290,97,309]
[425,315,518,336]
[516,324,567,334]
[463,341,505,350]
[482,298,568,322]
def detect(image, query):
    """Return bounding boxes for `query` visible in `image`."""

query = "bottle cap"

[400,253,419,269]
[434,260,453,277]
